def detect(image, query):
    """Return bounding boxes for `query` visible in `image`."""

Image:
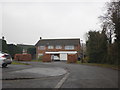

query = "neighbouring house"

[17,44,36,59]
[17,44,35,53]
[14,44,34,61]
[35,38,81,63]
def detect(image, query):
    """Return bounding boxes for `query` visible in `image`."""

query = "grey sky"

[0,0,110,45]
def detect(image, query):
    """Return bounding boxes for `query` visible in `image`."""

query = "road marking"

[55,72,70,88]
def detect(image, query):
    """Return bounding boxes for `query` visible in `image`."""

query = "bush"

[83,57,89,63]
[38,55,43,61]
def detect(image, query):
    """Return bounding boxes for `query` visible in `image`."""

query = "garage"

[60,53,67,61]
[45,51,77,62]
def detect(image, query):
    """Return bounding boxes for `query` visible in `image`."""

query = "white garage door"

[60,54,67,61]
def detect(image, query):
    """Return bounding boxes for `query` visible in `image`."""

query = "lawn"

[31,60,42,62]
[12,61,30,65]
[77,61,120,70]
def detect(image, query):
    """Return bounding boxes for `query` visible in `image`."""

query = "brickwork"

[42,54,51,62]
[67,54,77,63]
[14,54,32,61]
[36,45,80,58]
[35,39,81,63]
[41,54,77,63]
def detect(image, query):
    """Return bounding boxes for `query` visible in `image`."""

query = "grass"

[12,60,42,65]
[31,60,42,62]
[77,61,81,64]
[12,61,30,65]
[77,61,120,70]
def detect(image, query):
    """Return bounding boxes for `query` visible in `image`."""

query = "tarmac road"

[2,61,119,88]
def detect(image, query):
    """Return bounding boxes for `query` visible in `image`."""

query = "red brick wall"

[77,44,81,57]
[14,54,32,61]
[36,44,81,63]
[38,53,77,63]
[67,54,77,63]
[42,54,51,62]
[36,45,81,57]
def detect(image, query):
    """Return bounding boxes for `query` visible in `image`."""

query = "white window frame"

[55,45,62,49]
[39,46,45,50]
[65,45,74,50]
[48,45,54,49]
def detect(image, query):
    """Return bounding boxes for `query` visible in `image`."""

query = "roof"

[17,44,35,49]
[35,38,80,46]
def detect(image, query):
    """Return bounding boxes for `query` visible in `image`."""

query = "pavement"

[2,61,119,88]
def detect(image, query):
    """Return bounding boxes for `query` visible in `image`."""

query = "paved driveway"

[2,61,119,88]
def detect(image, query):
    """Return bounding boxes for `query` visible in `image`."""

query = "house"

[17,44,36,59]
[17,44,35,53]
[35,38,81,63]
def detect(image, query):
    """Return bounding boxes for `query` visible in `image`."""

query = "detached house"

[35,38,81,63]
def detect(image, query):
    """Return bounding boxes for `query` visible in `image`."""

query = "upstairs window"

[48,45,54,49]
[65,45,74,50]
[56,45,62,49]
[39,46,45,50]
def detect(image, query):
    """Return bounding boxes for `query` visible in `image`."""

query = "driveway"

[2,61,119,88]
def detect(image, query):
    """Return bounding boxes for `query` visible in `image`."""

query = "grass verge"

[31,60,42,62]
[12,61,30,65]
[77,61,120,70]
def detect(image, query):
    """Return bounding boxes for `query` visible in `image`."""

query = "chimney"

[40,37,42,40]
[2,36,4,40]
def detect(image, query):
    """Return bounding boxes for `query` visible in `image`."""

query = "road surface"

[2,61,119,88]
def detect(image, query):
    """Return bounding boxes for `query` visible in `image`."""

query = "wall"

[14,54,32,61]
[42,54,51,62]
[36,45,81,59]
[67,54,77,63]
[41,53,78,63]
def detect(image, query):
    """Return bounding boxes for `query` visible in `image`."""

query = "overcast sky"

[0,0,110,45]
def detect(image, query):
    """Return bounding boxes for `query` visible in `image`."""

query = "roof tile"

[35,38,80,46]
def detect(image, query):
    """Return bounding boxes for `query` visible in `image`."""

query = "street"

[2,61,119,88]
